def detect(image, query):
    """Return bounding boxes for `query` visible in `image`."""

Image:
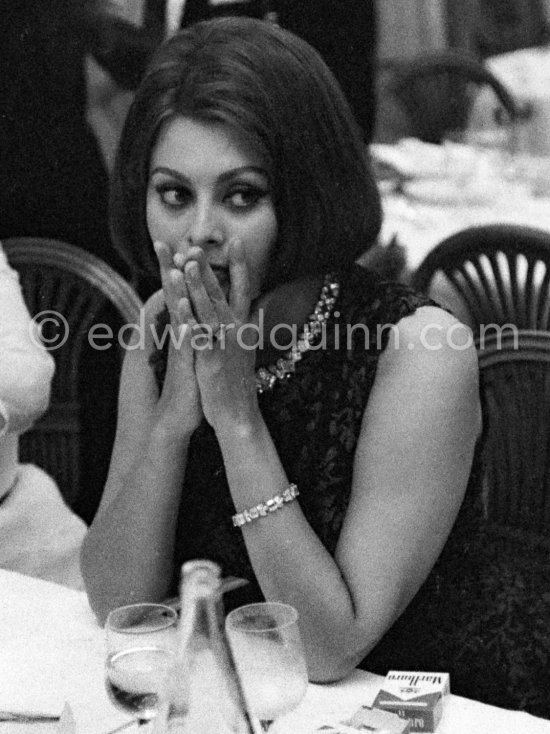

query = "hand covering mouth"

[210,264,230,288]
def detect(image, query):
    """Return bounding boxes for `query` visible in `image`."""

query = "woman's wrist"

[212,405,265,443]
[151,415,196,449]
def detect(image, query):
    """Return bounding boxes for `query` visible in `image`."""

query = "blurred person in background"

[0,243,86,589]
[0,0,152,271]
[1,0,119,272]
[0,0,156,524]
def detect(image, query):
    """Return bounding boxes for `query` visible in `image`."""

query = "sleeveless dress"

[151,263,550,719]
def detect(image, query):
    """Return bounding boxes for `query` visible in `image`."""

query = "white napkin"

[370,138,448,180]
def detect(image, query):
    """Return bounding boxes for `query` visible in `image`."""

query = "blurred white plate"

[403,178,494,206]
[370,138,448,180]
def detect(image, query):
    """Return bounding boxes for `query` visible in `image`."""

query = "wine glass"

[105,603,178,728]
[225,602,308,732]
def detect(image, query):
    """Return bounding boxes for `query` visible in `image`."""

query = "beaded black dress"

[151,264,550,719]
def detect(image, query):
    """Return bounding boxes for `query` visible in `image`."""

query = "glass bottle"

[153,559,259,734]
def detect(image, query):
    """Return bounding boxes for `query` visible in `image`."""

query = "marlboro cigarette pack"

[315,705,410,734]
[372,671,450,732]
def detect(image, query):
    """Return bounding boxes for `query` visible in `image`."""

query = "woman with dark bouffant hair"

[108,13,381,297]
[82,17,481,689]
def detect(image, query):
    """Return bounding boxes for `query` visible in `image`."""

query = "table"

[372,139,550,275]
[0,570,133,734]
[380,182,550,273]
[1,569,550,734]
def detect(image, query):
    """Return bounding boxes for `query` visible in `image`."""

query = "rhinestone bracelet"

[232,483,299,527]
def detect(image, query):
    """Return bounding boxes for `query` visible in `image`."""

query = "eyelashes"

[152,181,269,211]
[154,183,191,208]
[226,187,268,208]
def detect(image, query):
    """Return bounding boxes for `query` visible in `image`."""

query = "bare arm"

[81,272,203,621]
[209,306,481,681]
[80,328,188,620]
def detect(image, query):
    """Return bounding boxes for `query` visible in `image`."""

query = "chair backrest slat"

[412,224,550,336]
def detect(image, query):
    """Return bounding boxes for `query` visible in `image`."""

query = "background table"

[2,569,550,733]
[380,182,550,273]
[372,138,550,276]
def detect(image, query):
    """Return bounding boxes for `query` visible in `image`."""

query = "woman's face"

[146,116,278,300]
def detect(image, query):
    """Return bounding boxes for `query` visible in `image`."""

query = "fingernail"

[170,268,184,285]
[230,239,244,259]
[173,252,185,268]
[185,261,200,280]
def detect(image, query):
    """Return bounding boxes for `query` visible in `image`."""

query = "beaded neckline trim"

[255,273,339,393]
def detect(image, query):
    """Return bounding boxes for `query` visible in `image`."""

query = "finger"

[173,246,203,271]
[154,239,173,271]
[176,295,196,327]
[154,240,178,318]
[175,248,228,311]
[184,259,220,330]
[228,239,251,322]
[168,268,189,323]
[201,260,228,306]
[178,292,220,357]
[154,241,187,321]
[165,299,195,373]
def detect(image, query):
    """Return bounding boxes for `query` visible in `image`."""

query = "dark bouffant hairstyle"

[110,16,381,293]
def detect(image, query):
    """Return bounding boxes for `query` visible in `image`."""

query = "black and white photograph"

[1,1,550,732]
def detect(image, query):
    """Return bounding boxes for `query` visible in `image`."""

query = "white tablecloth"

[373,139,550,274]
[274,668,550,734]
[380,184,550,272]
[0,570,135,734]
[1,569,550,733]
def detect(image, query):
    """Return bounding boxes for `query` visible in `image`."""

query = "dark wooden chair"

[2,237,143,518]
[386,51,523,144]
[477,328,550,538]
[411,224,550,336]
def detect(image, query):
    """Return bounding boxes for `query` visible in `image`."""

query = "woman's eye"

[226,188,264,208]
[157,185,190,208]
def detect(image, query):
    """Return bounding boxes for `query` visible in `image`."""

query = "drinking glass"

[225,602,308,732]
[105,603,178,728]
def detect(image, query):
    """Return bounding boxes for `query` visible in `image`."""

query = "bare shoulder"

[379,305,479,389]
[376,306,479,420]
[359,304,482,480]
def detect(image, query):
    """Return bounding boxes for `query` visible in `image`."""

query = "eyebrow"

[149,165,268,183]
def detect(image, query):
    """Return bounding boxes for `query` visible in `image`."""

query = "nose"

[185,198,224,250]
